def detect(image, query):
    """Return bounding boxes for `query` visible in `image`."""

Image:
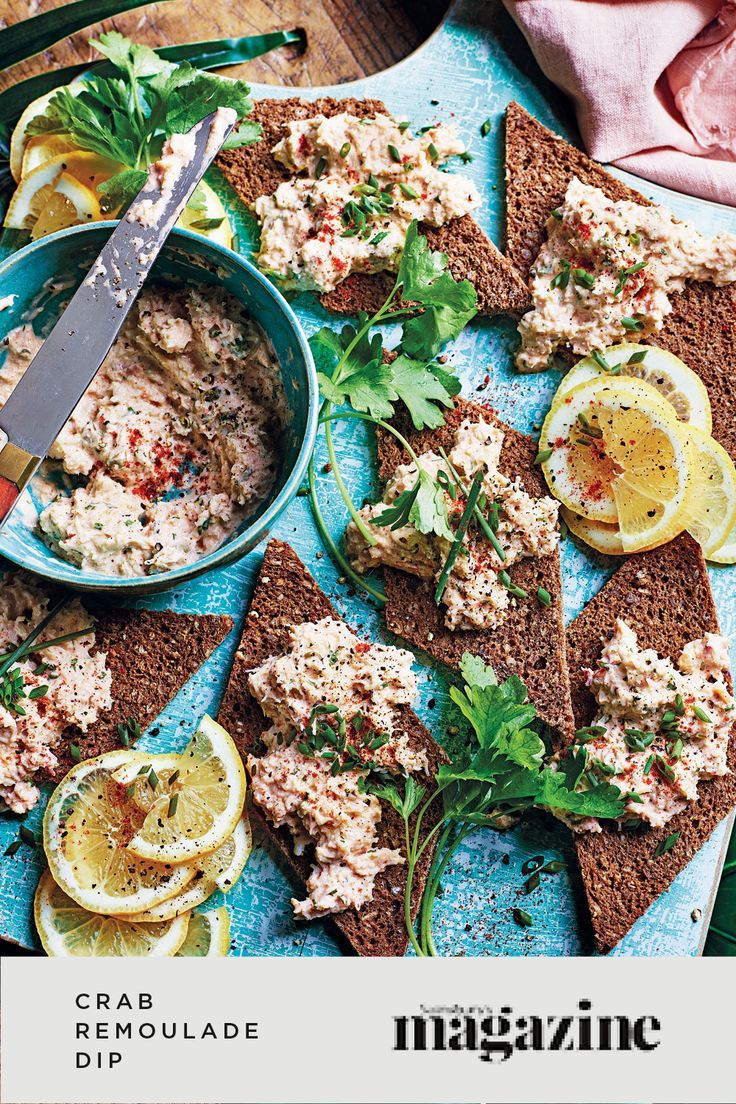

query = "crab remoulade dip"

[0,575,111,814]
[346,417,560,631]
[0,283,287,576]
[517,177,736,372]
[559,618,734,833]
[246,617,427,919]
[253,111,479,292]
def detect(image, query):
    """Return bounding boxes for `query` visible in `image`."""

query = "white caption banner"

[0,956,732,1104]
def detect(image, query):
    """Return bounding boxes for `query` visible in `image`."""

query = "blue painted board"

[1,0,734,956]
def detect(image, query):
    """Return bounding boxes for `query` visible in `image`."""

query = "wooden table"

[0,0,448,955]
[1,0,447,92]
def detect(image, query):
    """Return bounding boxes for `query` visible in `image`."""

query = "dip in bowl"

[0,224,318,594]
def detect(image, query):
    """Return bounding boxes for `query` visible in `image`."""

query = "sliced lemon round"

[5,152,111,233]
[121,815,251,922]
[9,89,60,182]
[177,181,233,248]
[176,907,230,957]
[117,716,246,864]
[44,749,199,915]
[30,173,101,240]
[34,869,190,957]
[680,428,736,559]
[556,345,712,432]
[540,377,691,551]
[562,507,625,556]
[21,134,78,176]
[709,522,736,565]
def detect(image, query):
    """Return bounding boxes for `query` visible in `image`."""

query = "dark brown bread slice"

[48,608,233,780]
[217,96,530,318]
[504,101,736,460]
[566,533,736,952]
[375,397,575,743]
[217,539,445,957]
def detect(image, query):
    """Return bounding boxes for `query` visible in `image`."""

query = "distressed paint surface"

[0,0,733,957]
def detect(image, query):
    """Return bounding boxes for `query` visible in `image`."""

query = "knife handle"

[0,434,40,531]
[0,476,20,526]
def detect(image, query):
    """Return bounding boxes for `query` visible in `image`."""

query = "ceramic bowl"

[0,223,318,595]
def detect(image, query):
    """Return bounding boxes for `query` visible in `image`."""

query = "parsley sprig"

[308,221,477,600]
[373,653,626,955]
[25,31,261,213]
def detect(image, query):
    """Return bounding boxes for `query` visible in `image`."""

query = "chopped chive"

[370,231,389,245]
[427,142,438,161]
[573,267,595,289]
[169,769,180,785]
[534,447,553,465]
[435,472,484,604]
[19,826,37,847]
[674,693,684,716]
[4,840,21,856]
[524,871,540,893]
[398,120,410,131]
[537,587,551,608]
[693,705,712,723]
[643,754,654,776]
[314,156,326,179]
[70,743,81,763]
[575,725,607,743]
[147,769,159,791]
[498,571,528,599]
[167,793,179,818]
[550,260,571,289]
[628,350,647,364]
[541,860,566,874]
[550,208,563,220]
[629,232,641,246]
[388,143,402,163]
[591,349,611,372]
[576,412,603,439]
[521,855,544,875]
[627,791,644,804]
[513,907,533,928]
[655,754,675,781]
[654,830,680,857]
[621,316,644,332]
[339,141,351,158]
[480,117,491,137]
[398,182,418,199]
[27,684,49,700]
[117,722,130,747]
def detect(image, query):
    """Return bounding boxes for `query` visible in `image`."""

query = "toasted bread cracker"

[49,607,233,780]
[566,533,736,952]
[375,397,574,743]
[217,96,530,317]
[504,101,736,460]
[217,539,446,957]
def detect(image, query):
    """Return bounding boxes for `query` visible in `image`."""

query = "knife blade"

[0,107,236,528]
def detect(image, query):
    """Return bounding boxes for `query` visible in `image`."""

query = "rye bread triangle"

[216,96,530,318]
[217,538,446,957]
[48,606,233,780]
[566,533,736,953]
[375,396,575,744]
[504,101,736,461]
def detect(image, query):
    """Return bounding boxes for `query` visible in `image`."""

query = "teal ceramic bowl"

[0,223,318,595]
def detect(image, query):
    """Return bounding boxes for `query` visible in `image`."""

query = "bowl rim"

[0,221,319,592]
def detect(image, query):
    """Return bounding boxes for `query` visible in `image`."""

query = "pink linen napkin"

[503,0,736,207]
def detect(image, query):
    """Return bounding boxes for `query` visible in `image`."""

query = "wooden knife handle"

[0,476,20,527]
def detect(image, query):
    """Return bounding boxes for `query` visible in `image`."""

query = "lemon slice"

[9,89,63,181]
[44,749,199,915]
[5,152,111,233]
[562,507,625,556]
[117,716,246,864]
[21,134,78,176]
[709,522,736,565]
[122,816,251,922]
[540,377,691,551]
[177,181,233,248]
[680,428,736,559]
[176,907,231,957]
[30,173,101,240]
[34,869,190,957]
[556,345,712,432]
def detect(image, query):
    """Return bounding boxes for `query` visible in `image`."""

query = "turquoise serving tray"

[0,0,733,956]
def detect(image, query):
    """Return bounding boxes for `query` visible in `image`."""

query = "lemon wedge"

[30,173,101,240]
[115,716,246,865]
[34,869,190,957]
[681,428,736,559]
[177,181,233,248]
[556,344,712,432]
[540,377,691,551]
[176,907,231,957]
[43,749,199,915]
